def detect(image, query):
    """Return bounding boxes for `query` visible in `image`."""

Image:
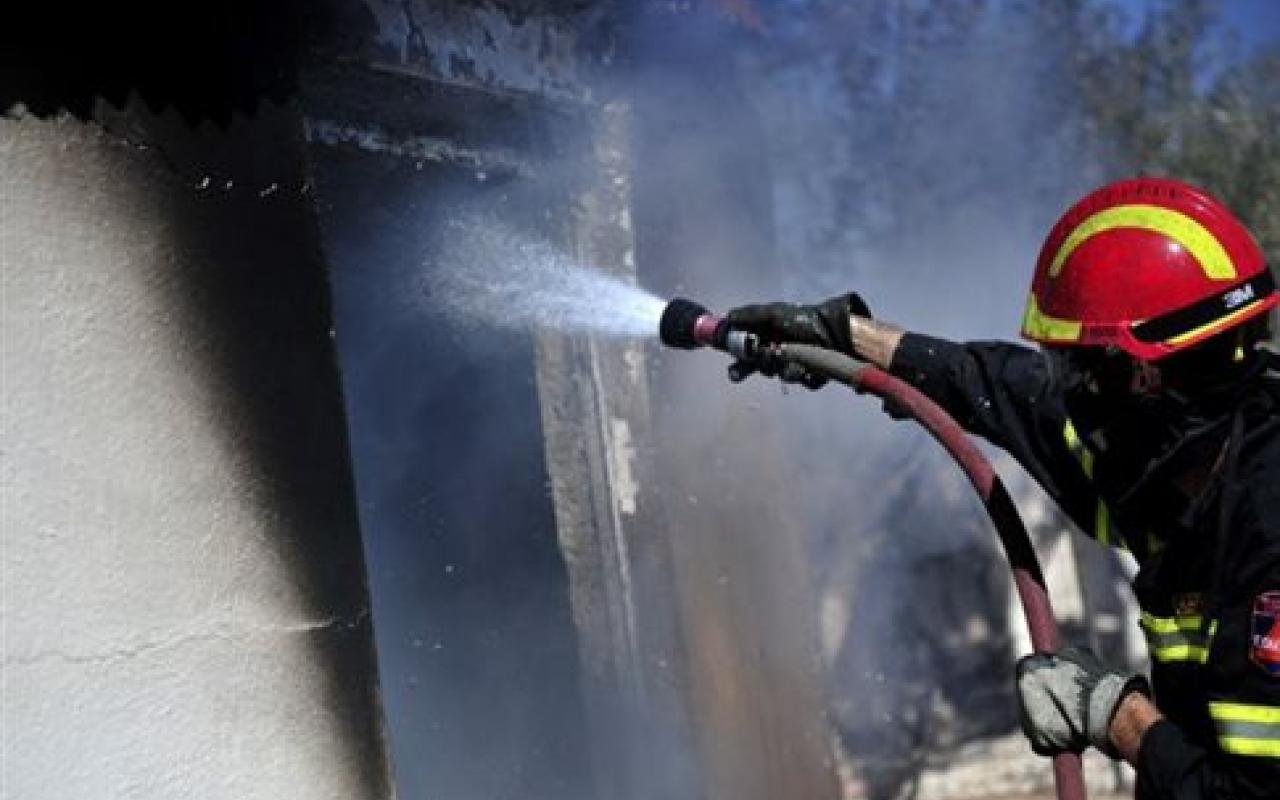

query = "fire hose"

[659,299,1087,800]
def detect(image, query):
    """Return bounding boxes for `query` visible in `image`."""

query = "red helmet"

[1021,177,1275,360]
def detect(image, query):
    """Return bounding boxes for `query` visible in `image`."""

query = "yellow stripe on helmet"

[1049,204,1238,281]
[1164,298,1262,346]
[1022,293,1083,342]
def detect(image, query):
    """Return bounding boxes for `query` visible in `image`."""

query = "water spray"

[658,297,1088,800]
[428,220,667,337]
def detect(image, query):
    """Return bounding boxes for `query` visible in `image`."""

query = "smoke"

[621,3,1132,796]
[313,2,1162,799]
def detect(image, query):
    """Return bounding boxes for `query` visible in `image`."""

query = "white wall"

[1,108,392,800]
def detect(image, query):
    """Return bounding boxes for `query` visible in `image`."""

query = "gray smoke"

[620,4,1122,797]
[316,1,1268,798]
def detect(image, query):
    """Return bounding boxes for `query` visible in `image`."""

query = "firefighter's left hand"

[1015,646,1150,757]
[723,292,870,389]
[725,292,869,355]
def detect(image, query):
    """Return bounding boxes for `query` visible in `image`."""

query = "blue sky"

[1118,0,1280,55]
[1220,0,1280,53]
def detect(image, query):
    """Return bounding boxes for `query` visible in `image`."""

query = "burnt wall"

[301,3,604,798]
[309,147,597,800]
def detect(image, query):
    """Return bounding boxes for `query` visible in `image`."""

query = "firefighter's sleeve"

[1136,498,1280,799]
[887,332,1100,533]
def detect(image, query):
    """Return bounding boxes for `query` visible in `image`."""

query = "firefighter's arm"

[1109,691,1163,762]
[728,299,1101,531]
[724,297,1047,447]
[1129,697,1280,800]
[848,315,904,369]
[882,332,1057,445]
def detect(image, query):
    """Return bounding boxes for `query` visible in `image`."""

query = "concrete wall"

[532,100,701,800]
[1,103,391,800]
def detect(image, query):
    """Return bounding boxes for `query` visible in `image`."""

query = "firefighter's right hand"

[1016,646,1150,757]
[723,292,870,388]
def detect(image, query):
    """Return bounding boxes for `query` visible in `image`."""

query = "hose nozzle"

[659,298,716,349]
[659,298,760,361]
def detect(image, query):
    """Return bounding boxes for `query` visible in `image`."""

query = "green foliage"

[745,0,1280,274]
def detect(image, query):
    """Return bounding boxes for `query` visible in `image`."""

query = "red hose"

[778,344,1087,800]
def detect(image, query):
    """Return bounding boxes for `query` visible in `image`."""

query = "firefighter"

[726,177,1280,799]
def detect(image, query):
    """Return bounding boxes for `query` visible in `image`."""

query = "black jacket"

[889,333,1280,800]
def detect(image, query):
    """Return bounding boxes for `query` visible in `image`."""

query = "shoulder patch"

[1252,590,1280,677]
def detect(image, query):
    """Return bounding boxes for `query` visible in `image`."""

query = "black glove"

[1015,646,1150,758]
[723,292,870,388]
